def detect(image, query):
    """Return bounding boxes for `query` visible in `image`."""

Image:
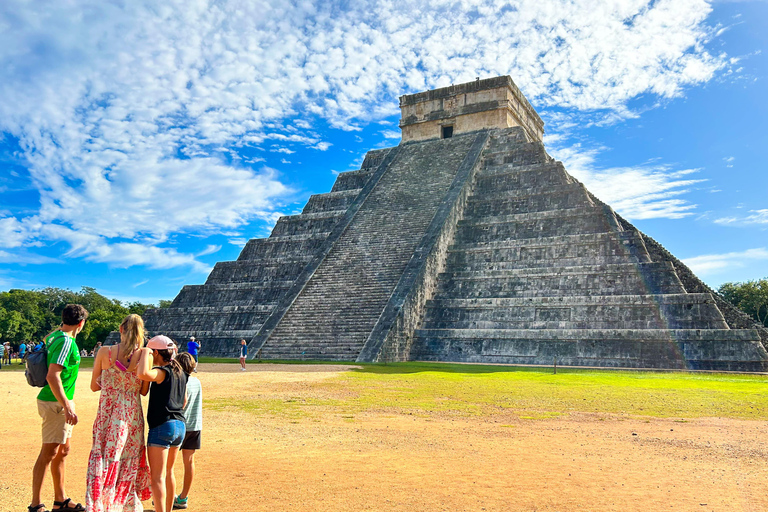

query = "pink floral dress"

[86,355,152,512]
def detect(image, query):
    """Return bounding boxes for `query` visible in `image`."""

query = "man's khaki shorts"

[37,400,74,445]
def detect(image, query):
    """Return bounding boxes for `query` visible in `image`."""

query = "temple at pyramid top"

[399,76,544,143]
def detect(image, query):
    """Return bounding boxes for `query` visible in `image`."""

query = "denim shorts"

[147,419,186,448]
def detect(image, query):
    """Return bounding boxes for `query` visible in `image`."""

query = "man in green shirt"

[29,304,88,512]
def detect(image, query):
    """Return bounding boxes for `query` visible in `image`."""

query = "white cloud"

[313,142,332,151]
[0,250,60,265]
[546,140,704,220]
[380,129,401,140]
[0,0,729,268]
[682,248,768,276]
[715,209,768,226]
[723,156,735,168]
[197,244,222,257]
[132,279,150,288]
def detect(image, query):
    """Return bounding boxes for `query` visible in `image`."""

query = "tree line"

[0,287,171,351]
[718,278,768,328]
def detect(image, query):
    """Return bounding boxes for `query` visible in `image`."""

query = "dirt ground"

[2,363,768,512]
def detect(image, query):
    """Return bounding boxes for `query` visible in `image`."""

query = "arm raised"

[136,347,166,384]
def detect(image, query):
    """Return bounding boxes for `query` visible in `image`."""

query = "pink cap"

[147,335,176,351]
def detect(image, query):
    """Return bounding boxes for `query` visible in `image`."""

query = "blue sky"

[1,0,766,305]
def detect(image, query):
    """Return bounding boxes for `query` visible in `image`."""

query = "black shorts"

[180,430,201,450]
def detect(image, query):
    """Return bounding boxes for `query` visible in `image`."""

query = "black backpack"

[25,340,50,387]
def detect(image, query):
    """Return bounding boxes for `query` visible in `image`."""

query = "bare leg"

[165,447,180,512]
[147,446,168,512]
[50,439,71,504]
[179,449,195,499]
[31,444,59,507]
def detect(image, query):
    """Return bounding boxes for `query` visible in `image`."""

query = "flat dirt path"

[2,364,767,512]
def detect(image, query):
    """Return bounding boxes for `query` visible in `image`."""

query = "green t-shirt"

[37,330,81,402]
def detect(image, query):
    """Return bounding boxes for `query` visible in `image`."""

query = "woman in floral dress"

[86,314,152,512]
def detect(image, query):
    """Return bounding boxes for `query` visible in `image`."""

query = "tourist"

[137,336,188,512]
[28,304,89,512]
[19,341,27,364]
[239,339,247,371]
[0,342,4,369]
[186,337,200,372]
[85,314,152,512]
[173,352,202,510]
[3,342,11,364]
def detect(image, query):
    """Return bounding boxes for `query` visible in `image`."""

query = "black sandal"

[51,499,85,512]
[28,505,48,512]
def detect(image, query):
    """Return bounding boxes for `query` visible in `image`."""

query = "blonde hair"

[119,314,146,359]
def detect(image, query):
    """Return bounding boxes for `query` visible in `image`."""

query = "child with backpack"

[137,336,187,512]
[173,352,202,510]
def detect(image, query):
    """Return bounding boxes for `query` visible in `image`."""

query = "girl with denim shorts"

[137,336,188,512]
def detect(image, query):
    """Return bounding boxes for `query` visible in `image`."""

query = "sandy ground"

[2,363,768,512]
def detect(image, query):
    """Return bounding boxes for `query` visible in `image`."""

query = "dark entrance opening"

[442,125,454,139]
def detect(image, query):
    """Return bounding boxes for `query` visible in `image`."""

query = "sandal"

[28,505,49,512]
[51,499,85,512]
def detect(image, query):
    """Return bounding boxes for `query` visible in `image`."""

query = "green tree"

[719,278,768,327]
[0,286,171,347]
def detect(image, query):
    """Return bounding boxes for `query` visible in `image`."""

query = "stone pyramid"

[143,76,768,370]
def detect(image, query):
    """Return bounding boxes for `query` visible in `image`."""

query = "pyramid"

[143,76,768,370]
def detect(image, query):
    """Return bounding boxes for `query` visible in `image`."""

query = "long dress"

[86,359,152,512]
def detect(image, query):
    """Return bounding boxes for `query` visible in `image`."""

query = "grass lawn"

[207,361,768,421]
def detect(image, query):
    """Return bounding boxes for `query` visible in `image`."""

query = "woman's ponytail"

[119,314,146,359]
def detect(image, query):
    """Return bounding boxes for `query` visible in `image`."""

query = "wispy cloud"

[715,209,768,226]
[0,0,729,268]
[0,250,60,265]
[682,248,768,276]
[196,244,222,257]
[545,139,704,220]
[132,279,150,288]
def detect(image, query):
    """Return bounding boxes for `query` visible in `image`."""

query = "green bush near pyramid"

[140,76,768,370]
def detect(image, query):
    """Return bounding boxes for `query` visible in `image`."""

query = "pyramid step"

[466,183,593,216]
[170,281,294,308]
[445,255,646,271]
[207,260,308,283]
[302,189,361,214]
[422,293,729,330]
[411,328,766,371]
[270,210,346,237]
[455,207,619,242]
[475,162,573,188]
[480,143,552,167]
[434,262,685,297]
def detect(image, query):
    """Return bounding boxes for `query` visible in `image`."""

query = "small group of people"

[1,340,34,367]
[29,305,203,512]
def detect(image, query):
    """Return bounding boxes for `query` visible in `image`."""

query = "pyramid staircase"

[141,148,391,356]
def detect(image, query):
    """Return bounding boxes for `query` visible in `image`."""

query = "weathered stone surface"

[141,76,768,370]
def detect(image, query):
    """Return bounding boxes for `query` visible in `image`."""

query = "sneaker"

[241,367,246,371]
[173,495,188,510]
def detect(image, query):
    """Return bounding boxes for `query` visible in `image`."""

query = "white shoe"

[241,367,246,371]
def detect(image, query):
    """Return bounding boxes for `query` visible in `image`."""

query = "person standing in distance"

[239,340,248,371]
[29,304,89,512]
[186,337,200,372]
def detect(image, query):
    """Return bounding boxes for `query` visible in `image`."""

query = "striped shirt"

[37,330,81,402]
[183,375,203,431]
